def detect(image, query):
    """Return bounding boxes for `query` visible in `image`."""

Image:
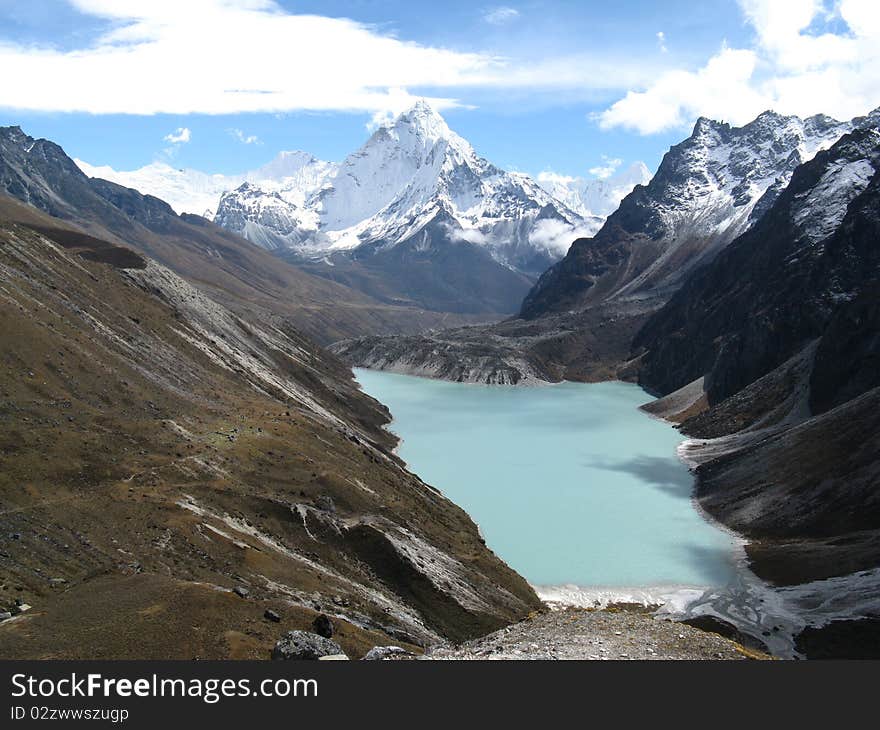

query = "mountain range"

[76,102,649,315]
[0,124,493,345]
[3,100,879,657]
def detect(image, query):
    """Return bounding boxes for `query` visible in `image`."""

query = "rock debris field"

[413,607,767,661]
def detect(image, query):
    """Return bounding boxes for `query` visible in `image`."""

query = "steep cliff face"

[635,127,880,405]
[0,195,541,659]
[630,127,880,642]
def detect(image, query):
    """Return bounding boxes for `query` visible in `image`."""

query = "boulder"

[312,613,334,638]
[233,586,250,599]
[264,609,281,623]
[271,631,344,661]
[362,646,413,661]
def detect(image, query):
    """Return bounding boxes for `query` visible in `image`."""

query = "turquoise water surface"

[355,368,738,591]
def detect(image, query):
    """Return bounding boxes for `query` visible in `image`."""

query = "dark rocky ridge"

[633,127,880,655]
[635,127,880,405]
[520,110,853,320]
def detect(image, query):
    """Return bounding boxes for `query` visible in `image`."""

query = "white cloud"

[588,156,622,179]
[0,1,669,117]
[599,0,880,134]
[163,126,191,144]
[483,7,520,25]
[536,171,576,186]
[528,219,594,256]
[445,224,490,246]
[229,128,260,144]
[0,0,491,116]
[656,31,668,54]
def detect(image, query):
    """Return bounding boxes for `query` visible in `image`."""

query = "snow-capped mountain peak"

[537,162,652,220]
[76,102,628,279]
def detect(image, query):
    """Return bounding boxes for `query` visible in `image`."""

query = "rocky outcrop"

[333,297,654,385]
[272,631,344,660]
[331,331,553,385]
[416,607,760,661]
[362,645,413,661]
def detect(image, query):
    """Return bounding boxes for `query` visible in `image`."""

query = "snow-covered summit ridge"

[74,103,638,272]
[210,102,613,271]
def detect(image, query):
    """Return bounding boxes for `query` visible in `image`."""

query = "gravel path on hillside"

[420,607,764,660]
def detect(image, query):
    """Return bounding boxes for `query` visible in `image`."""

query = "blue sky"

[1,1,878,179]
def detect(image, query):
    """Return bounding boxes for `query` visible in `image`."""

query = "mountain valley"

[2,99,879,660]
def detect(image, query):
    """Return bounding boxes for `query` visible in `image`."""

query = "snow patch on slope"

[793,156,875,244]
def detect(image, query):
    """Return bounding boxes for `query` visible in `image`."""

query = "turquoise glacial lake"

[355,368,738,593]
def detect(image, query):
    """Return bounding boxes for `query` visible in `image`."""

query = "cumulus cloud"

[588,156,622,179]
[229,128,260,144]
[528,219,595,256]
[536,171,576,187]
[483,6,520,25]
[163,127,191,144]
[446,225,489,246]
[599,0,880,134]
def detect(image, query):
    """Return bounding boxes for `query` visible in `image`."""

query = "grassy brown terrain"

[0,199,541,659]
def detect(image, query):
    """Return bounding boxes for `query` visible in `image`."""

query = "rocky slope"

[637,126,880,542]
[635,126,880,402]
[0,124,483,345]
[522,110,854,319]
[630,127,880,656]
[0,194,541,659]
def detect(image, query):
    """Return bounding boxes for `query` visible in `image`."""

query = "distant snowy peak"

[214,182,320,251]
[75,102,614,273]
[288,101,595,270]
[314,100,487,233]
[646,110,854,243]
[537,162,652,220]
[75,149,335,218]
[74,159,239,219]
